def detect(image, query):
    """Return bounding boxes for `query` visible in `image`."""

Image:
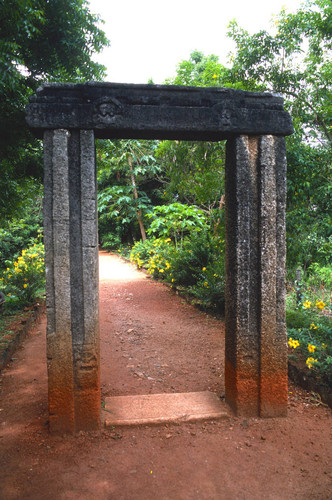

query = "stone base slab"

[103,391,229,427]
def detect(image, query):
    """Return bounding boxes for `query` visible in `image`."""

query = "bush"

[189,257,226,313]
[101,232,122,251]
[130,239,155,269]
[146,203,207,246]
[0,242,45,311]
[287,296,332,386]
[130,230,226,312]
[166,231,213,287]
[145,238,174,279]
[0,213,42,271]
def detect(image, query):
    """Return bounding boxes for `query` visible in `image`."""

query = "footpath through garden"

[0,251,331,500]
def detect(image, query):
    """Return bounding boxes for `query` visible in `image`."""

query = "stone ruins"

[26,82,293,433]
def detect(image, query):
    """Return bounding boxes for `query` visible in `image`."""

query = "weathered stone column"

[225,135,287,417]
[44,129,100,433]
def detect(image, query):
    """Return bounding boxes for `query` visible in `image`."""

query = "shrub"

[145,239,174,279]
[189,257,226,313]
[287,298,332,386]
[146,203,207,247]
[0,242,45,311]
[130,230,226,312]
[166,231,215,287]
[0,213,42,271]
[130,239,155,269]
[101,232,122,250]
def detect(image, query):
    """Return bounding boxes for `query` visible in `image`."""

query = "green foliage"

[227,0,332,144]
[286,142,331,270]
[98,185,151,227]
[146,203,207,246]
[97,139,162,244]
[287,268,331,383]
[0,183,43,270]
[287,264,332,312]
[307,263,332,289]
[144,239,174,280]
[100,233,122,251]
[188,259,226,313]
[164,231,215,287]
[227,0,332,271]
[129,239,155,269]
[0,0,109,221]
[287,311,332,386]
[287,309,315,330]
[0,242,45,311]
[160,52,232,212]
[156,140,225,209]
[130,231,226,312]
[165,50,233,88]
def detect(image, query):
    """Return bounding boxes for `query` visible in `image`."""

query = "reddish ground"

[0,251,331,500]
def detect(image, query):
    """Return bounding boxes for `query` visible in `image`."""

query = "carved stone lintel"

[26,82,293,140]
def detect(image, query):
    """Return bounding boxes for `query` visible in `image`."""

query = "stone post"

[44,129,100,433]
[225,135,288,417]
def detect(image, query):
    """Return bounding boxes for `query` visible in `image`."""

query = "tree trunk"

[129,156,147,241]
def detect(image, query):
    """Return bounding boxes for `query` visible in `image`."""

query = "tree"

[227,0,331,145]
[0,0,109,222]
[158,52,232,220]
[165,50,232,88]
[97,139,162,246]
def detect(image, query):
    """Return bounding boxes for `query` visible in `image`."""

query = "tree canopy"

[226,0,331,269]
[0,0,109,221]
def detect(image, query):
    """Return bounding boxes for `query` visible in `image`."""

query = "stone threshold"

[103,391,230,427]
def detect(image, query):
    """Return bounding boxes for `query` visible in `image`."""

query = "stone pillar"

[44,129,100,433]
[225,135,287,417]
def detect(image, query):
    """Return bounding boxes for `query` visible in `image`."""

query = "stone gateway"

[26,82,293,433]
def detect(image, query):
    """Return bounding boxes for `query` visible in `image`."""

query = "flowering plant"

[0,243,45,310]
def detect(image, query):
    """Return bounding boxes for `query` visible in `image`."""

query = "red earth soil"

[0,251,331,500]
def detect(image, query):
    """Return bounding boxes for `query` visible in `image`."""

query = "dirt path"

[0,251,331,500]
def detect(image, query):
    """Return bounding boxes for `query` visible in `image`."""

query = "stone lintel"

[26,82,293,141]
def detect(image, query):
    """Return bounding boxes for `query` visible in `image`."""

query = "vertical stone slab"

[225,135,287,417]
[44,130,75,433]
[225,136,260,416]
[43,129,100,434]
[71,130,100,431]
[259,136,288,417]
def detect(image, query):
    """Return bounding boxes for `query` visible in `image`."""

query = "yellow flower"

[204,281,208,287]
[306,357,318,370]
[315,300,325,310]
[159,269,164,273]
[213,274,218,278]
[303,300,311,309]
[202,267,206,272]
[308,343,316,353]
[212,74,217,79]
[23,284,28,289]
[7,293,11,297]
[310,323,318,330]
[171,278,175,282]
[288,338,300,349]
[322,344,327,350]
